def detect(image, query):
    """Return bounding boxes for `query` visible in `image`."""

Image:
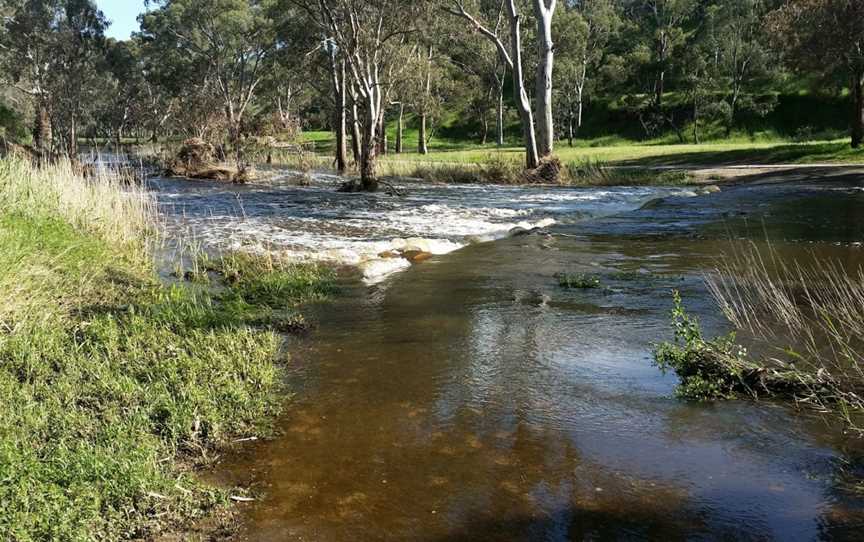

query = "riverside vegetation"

[654,246,864,434]
[0,157,334,540]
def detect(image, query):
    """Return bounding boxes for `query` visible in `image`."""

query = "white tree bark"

[447,0,539,169]
[533,0,556,158]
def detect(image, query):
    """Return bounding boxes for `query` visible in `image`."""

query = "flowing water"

[148,170,692,282]
[149,168,864,541]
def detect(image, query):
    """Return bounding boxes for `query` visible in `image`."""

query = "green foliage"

[0,101,28,142]
[653,291,750,401]
[558,273,604,290]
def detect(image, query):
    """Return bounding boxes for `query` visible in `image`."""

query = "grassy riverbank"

[0,158,332,539]
[293,130,864,185]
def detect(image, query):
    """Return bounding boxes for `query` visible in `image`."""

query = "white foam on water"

[153,175,682,283]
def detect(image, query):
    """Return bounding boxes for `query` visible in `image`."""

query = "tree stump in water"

[523,156,562,184]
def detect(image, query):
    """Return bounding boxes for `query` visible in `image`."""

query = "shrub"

[558,273,603,289]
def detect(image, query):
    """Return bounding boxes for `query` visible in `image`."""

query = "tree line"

[0,0,861,190]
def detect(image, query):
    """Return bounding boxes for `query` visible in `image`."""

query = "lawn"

[302,130,864,169]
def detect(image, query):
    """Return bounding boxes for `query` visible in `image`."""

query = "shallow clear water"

[149,171,864,541]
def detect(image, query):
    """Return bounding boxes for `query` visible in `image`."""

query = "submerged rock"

[402,238,432,253]
[402,250,433,263]
[640,197,665,210]
[699,184,722,195]
[359,257,411,283]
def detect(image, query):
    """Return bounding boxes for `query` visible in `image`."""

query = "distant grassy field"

[299,91,864,171]
[301,129,864,171]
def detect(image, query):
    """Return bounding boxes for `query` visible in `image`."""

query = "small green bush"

[653,291,751,401]
[558,273,604,289]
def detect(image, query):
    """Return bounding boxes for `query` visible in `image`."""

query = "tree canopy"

[0,0,860,187]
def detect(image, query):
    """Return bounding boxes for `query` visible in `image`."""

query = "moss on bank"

[0,159,333,540]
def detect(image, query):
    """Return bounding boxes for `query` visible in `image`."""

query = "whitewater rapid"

[149,169,690,283]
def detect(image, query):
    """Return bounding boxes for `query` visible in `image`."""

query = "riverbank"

[126,133,864,189]
[0,158,333,540]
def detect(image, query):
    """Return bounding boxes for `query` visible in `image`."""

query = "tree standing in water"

[293,0,423,191]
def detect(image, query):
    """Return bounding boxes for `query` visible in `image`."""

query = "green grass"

[0,158,334,540]
[297,126,863,186]
[298,92,864,175]
[371,139,863,167]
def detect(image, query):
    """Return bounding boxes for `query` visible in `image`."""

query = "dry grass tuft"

[706,243,864,428]
[0,156,155,250]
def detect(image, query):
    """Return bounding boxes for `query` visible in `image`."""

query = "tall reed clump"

[655,242,864,431]
[562,159,691,186]
[0,157,155,324]
[0,157,154,251]
[0,157,333,539]
[705,243,864,429]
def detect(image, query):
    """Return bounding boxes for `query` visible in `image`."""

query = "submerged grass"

[0,158,333,539]
[558,273,604,289]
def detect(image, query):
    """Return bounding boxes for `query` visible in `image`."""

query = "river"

[147,168,864,541]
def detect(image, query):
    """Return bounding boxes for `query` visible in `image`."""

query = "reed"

[705,243,864,428]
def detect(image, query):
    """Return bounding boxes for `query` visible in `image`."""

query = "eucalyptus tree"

[271,8,346,170]
[293,0,424,191]
[704,0,778,136]
[445,0,540,168]
[451,41,509,145]
[444,7,510,146]
[767,0,864,148]
[629,0,699,109]
[397,33,453,155]
[140,0,280,159]
[95,39,145,146]
[554,0,622,145]
[0,0,109,156]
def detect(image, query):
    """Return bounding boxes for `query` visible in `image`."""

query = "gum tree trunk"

[508,1,539,169]
[418,114,428,154]
[350,96,361,165]
[330,55,348,173]
[419,45,433,155]
[67,114,77,160]
[395,102,404,153]
[496,83,505,146]
[361,105,379,191]
[377,113,387,155]
[33,102,52,157]
[533,0,557,158]
[853,69,863,149]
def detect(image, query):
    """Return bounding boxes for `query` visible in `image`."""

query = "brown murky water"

[214,178,864,541]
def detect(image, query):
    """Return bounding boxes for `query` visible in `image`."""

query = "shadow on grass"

[613,141,863,167]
